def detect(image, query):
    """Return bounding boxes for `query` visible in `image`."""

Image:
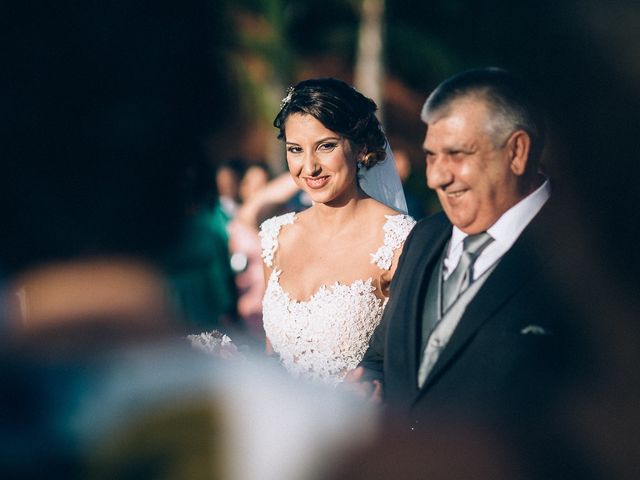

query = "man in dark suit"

[353,68,583,433]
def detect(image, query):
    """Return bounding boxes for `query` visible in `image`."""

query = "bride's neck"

[309,192,370,231]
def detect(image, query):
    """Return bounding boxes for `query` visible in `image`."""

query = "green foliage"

[387,23,461,90]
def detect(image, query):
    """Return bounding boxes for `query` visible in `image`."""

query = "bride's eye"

[287,145,302,154]
[318,142,338,152]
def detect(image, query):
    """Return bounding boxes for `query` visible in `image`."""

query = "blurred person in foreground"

[0,1,228,477]
[0,2,376,479]
[348,68,594,474]
[1,0,220,339]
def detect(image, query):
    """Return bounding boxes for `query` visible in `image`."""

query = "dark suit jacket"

[361,205,585,430]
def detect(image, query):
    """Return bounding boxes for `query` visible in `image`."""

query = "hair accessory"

[280,86,295,109]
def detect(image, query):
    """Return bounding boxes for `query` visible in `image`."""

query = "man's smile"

[444,189,468,199]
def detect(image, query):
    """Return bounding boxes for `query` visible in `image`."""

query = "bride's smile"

[303,175,330,189]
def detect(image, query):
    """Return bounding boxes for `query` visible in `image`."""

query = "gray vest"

[417,248,497,388]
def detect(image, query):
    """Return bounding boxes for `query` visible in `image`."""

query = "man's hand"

[342,366,383,404]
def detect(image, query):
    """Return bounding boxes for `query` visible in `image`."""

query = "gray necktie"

[441,232,494,313]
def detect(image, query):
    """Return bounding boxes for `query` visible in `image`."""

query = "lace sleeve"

[370,214,416,270]
[258,212,296,268]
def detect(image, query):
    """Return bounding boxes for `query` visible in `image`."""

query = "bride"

[260,78,416,385]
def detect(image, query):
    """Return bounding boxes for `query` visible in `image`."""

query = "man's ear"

[507,130,531,176]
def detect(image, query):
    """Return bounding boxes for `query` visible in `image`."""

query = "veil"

[357,139,408,214]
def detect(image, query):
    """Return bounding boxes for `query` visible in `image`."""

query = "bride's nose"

[302,153,321,176]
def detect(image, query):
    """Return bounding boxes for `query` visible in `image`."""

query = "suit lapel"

[415,209,550,397]
[394,214,451,393]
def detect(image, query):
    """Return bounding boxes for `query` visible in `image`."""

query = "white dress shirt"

[443,179,551,281]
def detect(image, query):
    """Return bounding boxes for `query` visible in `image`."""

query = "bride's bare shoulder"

[291,207,314,223]
[363,198,405,219]
[276,209,313,244]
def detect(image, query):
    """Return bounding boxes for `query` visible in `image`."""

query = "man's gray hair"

[421,67,545,163]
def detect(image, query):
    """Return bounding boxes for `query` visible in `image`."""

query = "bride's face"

[284,113,359,206]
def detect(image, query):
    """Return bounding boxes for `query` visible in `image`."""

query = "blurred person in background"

[260,78,416,386]
[212,156,303,345]
[216,157,248,220]
[238,161,272,205]
[162,156,239,334]
[212,154,302,344]
[392,145,427,220]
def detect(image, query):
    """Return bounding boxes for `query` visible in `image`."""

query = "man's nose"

[426,156,452,189]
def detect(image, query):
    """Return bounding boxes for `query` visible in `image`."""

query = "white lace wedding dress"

[260,212,415,386]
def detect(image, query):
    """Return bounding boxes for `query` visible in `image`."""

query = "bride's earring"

[357,153,366,170]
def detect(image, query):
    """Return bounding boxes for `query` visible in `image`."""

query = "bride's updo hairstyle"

[273,78,387,169]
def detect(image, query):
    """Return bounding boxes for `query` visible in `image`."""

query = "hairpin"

[280,86,295,109]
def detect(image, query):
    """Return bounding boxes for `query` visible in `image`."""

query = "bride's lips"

[304,176,330,189]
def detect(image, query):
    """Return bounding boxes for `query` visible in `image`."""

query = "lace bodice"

[259,212,415,386]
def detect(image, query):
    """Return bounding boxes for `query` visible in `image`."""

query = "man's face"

[423,98,524,234]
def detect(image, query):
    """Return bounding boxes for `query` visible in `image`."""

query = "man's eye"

[450,149,471,157]
[447,151,466,160]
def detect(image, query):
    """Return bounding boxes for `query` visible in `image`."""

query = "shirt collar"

[450,179,551,250]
